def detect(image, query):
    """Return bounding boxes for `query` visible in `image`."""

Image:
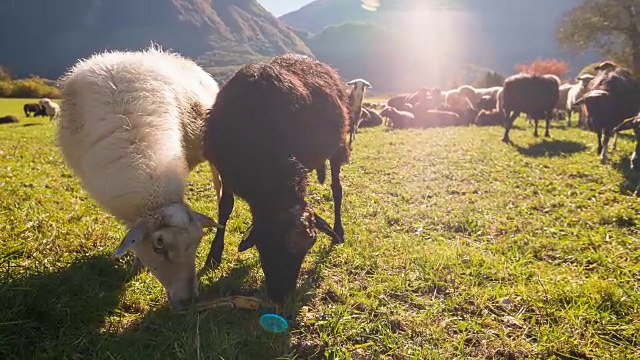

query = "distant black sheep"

[501,73,560,143]
[23,103,43,117]
[576,63,640,164]
[0,115,19,124]
[359,107,383,128]
[203,54,349,303]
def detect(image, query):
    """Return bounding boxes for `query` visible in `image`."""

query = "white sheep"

[56,45,221,310]
[566,74,595,127]
[554,83,573,121]
[346,78,372,148]
[457,85,502,108]
[39,98,60,122]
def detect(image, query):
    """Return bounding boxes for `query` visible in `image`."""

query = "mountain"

[0,0,311,82]
[281,0,602,92]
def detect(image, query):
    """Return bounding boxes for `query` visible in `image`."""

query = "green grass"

[0,97,639,359]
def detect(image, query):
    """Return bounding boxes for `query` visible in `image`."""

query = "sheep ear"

[365,81,372,88]
[346,80,356,86]
[114,223,147,258]
[238,225,258,252]
[314,214,341,242]
[191,210,220,229]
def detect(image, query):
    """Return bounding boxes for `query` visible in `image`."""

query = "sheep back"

[56,46,219,223]
[502,73,559,119]
[204,54,349,205]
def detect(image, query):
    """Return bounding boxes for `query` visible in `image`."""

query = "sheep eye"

[153,236,165,254]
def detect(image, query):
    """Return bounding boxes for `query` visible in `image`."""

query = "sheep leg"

[567,110,572,127]
[204,184,235,268]
[329,156,345,243]
[534,118,539,137]
[612,132,618,150]
[544,114,551,137]
[501,111,516,143]
[596,130,603,155]
[601,130,611,164]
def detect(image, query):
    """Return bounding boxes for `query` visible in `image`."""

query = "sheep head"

[113,203,218,310]
[237,204,339,303]
[595,61,618,72]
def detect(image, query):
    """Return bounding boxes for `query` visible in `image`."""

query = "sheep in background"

[574,62,640,164]
[203,54,349,303]
[38,98,60,121]
[0,115,19,124]
[501,73,560,143]
[566,74,595,127]
[555,83,573,121]
[457,85,502,107]
[359,107,383,128]
[380,106,415,129]
[23,103,43,117]
[475,109,505,126]
[346,78,372,149]
[613,116,640,171]
[56,46,220,311]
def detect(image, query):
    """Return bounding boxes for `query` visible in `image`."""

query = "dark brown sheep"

[575,64,640,164]
[380,106,415,128]
[202,54,349,303]
[359,107,383,128]
[0,115,19,124]
[501,73,560,143]
[23,103,44,117]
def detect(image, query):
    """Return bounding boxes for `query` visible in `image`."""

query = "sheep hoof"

[501,137,509,144]
[203,254,222,270]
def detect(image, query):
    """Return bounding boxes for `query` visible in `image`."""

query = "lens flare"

[362,0,380,11]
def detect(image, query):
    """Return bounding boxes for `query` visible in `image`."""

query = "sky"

[260,0,314,17]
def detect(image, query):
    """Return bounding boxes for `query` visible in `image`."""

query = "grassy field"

[0,97,639,359]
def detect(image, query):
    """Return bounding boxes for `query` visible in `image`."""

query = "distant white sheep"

[457,85,502,108]
[39,98,60,121]
[56,45,221,311]
[346,78,372,149]
[566,74,595,127]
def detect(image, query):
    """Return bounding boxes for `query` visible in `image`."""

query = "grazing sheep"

[203,54,349,303]
[380,106,415,129]
[346,78,372,149]
[0,115,19,124]
[566,74,595,127]
[56,46,221,311]
[475,109,505,126]
[501,73,560,143]
[23,103,43,117]
[359,107,383,128]
[574,63,640,164]
[38,98,60,121]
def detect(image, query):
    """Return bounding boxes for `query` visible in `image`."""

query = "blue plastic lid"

[259,313,289,333]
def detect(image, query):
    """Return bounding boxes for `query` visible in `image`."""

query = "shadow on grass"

[612,156,640,196]
[21,123,43,127]
[97,242,336,359]
[0,255,129,359]
[514,140,586,158]
[0,241,336,359]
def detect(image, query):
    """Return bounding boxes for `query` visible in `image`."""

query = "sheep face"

[114,203,218,310]
[239,205,338,303]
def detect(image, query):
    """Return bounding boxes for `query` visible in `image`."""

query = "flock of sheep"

[354,61,640,169]
[0,98,60,124]
[3,44,639,311]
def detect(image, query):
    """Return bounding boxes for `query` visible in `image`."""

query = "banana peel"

[195,296,262,312]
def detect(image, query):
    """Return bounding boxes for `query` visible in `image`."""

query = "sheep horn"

[114,222,147,258]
